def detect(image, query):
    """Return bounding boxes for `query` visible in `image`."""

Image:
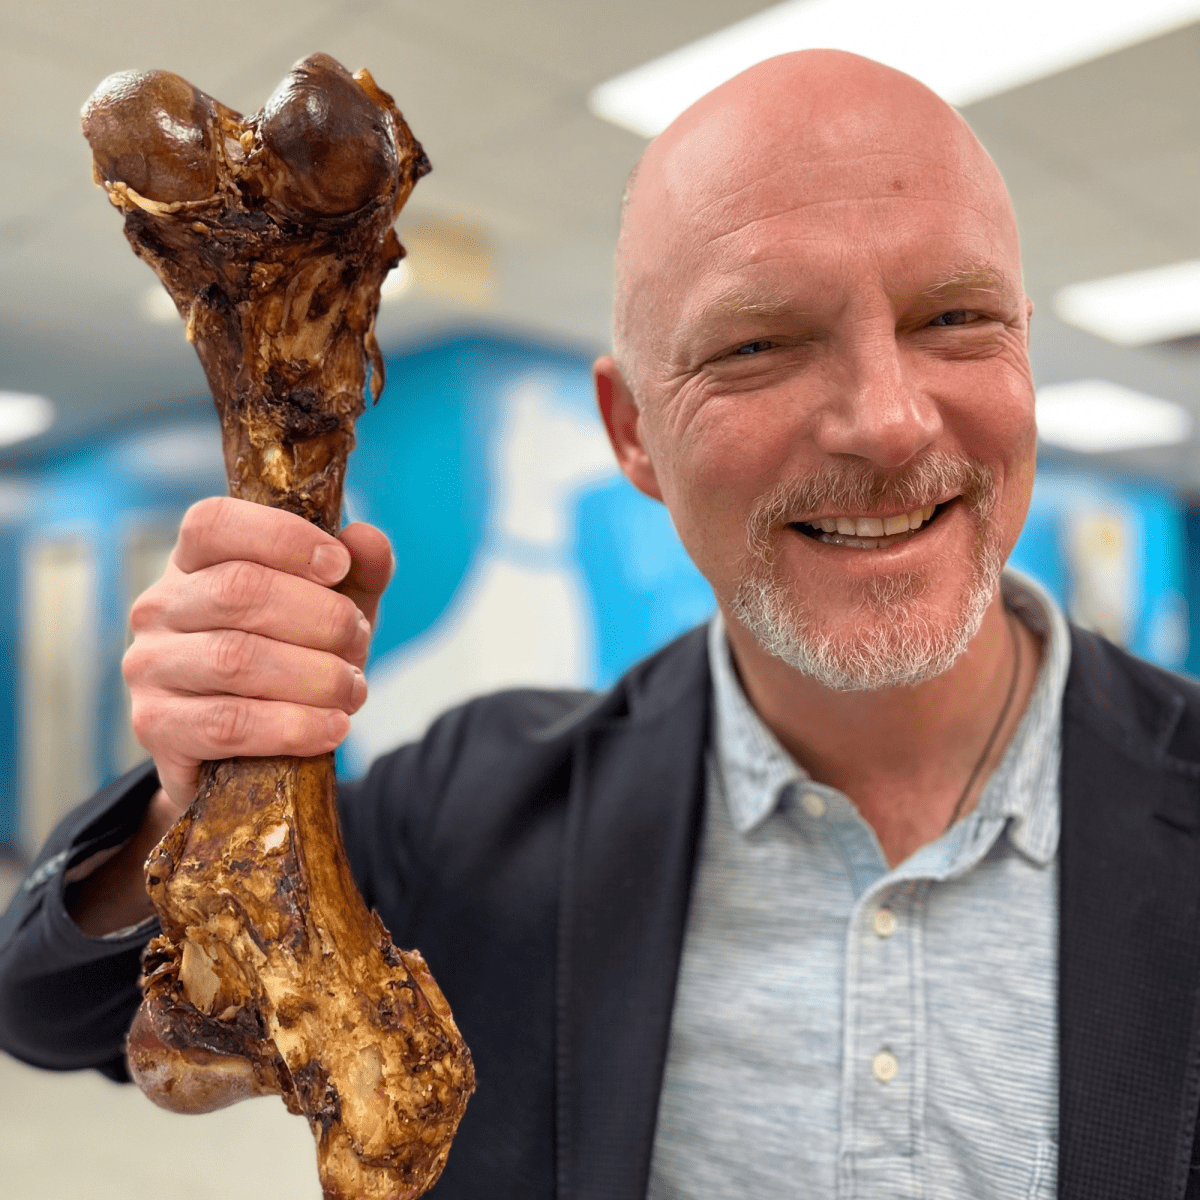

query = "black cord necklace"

[944,609,1023,832]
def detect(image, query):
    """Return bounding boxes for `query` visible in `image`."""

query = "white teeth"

[804,503,942,543]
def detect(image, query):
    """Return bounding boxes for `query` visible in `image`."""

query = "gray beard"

[729,453,1004,692]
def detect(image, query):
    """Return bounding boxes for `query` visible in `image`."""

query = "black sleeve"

[0,751,424,1082]
[0,692,541,1084]
[337,739,437,948]
[0,761,162,1079]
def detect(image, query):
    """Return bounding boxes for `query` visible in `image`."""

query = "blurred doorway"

[20,537,98,856]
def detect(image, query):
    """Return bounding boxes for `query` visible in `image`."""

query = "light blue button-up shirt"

[647,571,1069,1199]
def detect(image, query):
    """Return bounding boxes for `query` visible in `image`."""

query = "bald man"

[4,51,1200,1200]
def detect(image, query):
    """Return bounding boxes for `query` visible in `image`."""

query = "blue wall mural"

[0,329,1194,853]
[340,335,714,772]
[0,333,717,850]
[1010,469,1189,670]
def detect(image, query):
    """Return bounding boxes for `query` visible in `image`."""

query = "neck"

[720,590,1043,867]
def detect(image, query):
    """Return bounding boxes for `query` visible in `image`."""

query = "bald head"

[612,50,1022,395]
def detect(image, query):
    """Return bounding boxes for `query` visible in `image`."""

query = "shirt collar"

[708,614,806,834]
[708,567,1071,860]
[979,568,1070,865]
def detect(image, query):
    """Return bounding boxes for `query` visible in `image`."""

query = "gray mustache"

[749,452,996,539]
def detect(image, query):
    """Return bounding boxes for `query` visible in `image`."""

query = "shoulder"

[346,623,712,823]
[338,625,711,923]
[1065,625,1200,769]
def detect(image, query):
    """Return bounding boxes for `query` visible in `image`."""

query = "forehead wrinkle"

[689,191,1011,264]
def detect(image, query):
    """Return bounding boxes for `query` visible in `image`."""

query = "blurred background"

[0,1,1196,1194]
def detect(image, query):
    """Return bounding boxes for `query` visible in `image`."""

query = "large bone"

[82,55,473,1200]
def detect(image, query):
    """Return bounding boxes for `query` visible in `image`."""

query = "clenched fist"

[123,494,393,810]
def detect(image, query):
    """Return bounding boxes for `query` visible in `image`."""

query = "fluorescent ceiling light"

[118,424,226,482]
[1053,258,1200,347]
[143,285,181,324]
[0,391,54,448]
[1036,379,1191,454]
[590,0,1200,137]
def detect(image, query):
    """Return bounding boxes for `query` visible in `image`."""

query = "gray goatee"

[730,452,1002,692]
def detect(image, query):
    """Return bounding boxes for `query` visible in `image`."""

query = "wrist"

[68,788,184,936]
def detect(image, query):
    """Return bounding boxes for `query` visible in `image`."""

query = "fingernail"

[312,543,350,584]
[328,710,350,744]
[358,613,372,640]
[350,668,368,709]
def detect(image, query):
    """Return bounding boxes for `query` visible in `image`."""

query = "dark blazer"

[3,624,1200,1199]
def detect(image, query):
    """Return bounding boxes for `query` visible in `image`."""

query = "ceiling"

[0,1,1196,483]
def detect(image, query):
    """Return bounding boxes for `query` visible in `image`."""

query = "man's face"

[613,103,1037,689]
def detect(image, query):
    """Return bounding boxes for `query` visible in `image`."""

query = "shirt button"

[872,1050,898,1083]
[873,908,897,938]
[800,791,826,818]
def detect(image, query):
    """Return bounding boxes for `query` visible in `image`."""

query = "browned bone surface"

[82,54,473,1200]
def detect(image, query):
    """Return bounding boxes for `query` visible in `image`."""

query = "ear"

[593,355,663,502]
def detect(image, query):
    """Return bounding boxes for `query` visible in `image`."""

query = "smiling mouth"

[789,500,955,549]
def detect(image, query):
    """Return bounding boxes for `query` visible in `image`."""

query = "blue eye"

[930,310,971,326]
[734,340,774,355]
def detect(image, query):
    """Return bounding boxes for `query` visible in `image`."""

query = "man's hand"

[122,495,393,809]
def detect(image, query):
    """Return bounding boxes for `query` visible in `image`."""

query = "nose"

[811,329,942,469]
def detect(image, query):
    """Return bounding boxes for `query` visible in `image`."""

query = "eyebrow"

[683,262,1019,350]
[696,290,808,322]
[920,263,1015,300]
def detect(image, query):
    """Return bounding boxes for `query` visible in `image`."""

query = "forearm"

[0,761,161,1073]
[68,788,184,936]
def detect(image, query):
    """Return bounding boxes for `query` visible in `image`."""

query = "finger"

[126,630,368,714]
[173,496,351,586]
[135,694,351,769]
[143,560,372,662]
[337,523,393,628]
[150,756,202,812]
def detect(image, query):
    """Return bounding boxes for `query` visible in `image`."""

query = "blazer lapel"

[1059,630,1200,1199]
[555,632,710,1200]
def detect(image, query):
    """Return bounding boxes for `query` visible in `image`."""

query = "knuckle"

[210,628,258,687]
[129,698,155,747]
[121,641,148,687]
[210,560,271,625]
[180,496,224,544]
[204,698,252,751]
[128,587,165,633]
